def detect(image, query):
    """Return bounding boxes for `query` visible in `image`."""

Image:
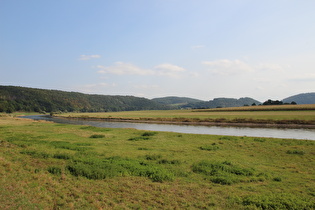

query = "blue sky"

[1,0,315,101]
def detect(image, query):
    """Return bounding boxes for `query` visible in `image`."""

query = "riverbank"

[55,108,315,129]
[57,115,315,129]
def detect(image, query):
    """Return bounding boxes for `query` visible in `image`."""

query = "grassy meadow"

[1,114,315,209]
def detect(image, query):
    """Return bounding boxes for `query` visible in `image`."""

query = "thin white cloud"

[202,59,253,76]
[97,62,154,75]
[79,54,101,60]
[202,59,286,76]
[154,63,186,78]
[97,62,186,78]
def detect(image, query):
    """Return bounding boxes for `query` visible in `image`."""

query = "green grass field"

[1,115,315,209]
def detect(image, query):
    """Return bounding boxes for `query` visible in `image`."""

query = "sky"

[1,0,315,102]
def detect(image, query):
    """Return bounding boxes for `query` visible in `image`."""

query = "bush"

[158,159,181,165]
[89,134,105,138]
[48,166,62,175]
[141,132,157,136]
[273,177,282,182]
[286,150,305,155]
[199,145,220,151]
[192,160,256,185]
[128,136,150,141]
[53,153,72,160]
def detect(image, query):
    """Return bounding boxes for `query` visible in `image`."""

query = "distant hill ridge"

[152,96,261,109]
[1,85,314,113]
[283,93,315,104]
[0,86,169,113]
[183,97,261,109]
[152,96,204,107]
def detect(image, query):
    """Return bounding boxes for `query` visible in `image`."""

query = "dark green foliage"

[273,177,282,182]
[286,150,305,155]
[89,134,105,138]
[128,136,150,141]
[53,153,72,160]
[192,161,256,185]
[141,131,157,136]
[66,156,174,182]
[0,85,170,113]
[158,159,181,165]
[199,145,220,151]
[128,132,157,141]
[47,166,62,175]
[263,99,284,105]
[138,147,150,150]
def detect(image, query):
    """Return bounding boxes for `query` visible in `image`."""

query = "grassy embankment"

[1,114,315,209]
[58,104,315,127]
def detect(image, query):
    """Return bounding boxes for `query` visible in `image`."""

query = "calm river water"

[21,115,315,140]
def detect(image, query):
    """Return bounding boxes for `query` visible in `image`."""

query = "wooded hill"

[153,97,261,109]
[0,86,169,113]
[152,96,204,107]
[283,93,315,104]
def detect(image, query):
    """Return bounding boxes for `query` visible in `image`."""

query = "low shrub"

[273,177,282,182]
[286,150,305,155]
[199,145,220,151]
[141,132,157,136]
[158,159,181,165]
[89,134,105,138]
[192,160,256,185]
[138,147,150,150]
[128,136,150,141]
[48,166,62,175]
[53,153,72,160]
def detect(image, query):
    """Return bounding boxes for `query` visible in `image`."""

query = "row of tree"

[261,99,297,106]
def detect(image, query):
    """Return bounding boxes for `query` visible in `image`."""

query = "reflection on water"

[21,115,315,140]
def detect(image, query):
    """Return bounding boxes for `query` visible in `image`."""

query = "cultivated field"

[1,115,315,209]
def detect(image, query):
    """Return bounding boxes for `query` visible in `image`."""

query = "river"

[21,115,315,140]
